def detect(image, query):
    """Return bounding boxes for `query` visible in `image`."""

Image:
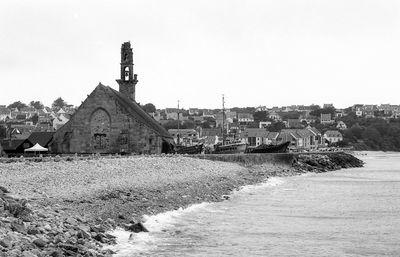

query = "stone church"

[50,42,173,154]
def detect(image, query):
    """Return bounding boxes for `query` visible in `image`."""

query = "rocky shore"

[0,153,363,256]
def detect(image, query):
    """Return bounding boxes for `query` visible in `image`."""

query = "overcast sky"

[1,0,399,109]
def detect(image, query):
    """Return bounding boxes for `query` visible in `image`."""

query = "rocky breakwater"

[293,152,364,173]
[0,185,128,256]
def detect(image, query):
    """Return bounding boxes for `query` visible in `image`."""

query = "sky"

[1,0,400,110]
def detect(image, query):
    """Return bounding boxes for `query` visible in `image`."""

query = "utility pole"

[177,100,180,145]
[222,94,225,145]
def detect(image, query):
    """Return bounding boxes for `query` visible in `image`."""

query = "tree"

[141,103,156,113]
[30,101,44,110]
[52,97,67,110]
[267,121,286,132]
[7,101,27,110]
[253,111,268,122]
[0,125,6,139]
[29,114,39,125]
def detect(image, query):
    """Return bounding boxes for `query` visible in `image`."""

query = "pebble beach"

[0,153,363,256]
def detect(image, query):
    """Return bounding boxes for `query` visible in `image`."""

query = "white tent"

[24,143,48,152]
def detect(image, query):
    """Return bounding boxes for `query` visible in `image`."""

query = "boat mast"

[222,94,225,145]
[177,100,180,145]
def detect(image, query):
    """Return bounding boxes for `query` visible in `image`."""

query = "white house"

[324,130,343,144]
[336,121,347,130]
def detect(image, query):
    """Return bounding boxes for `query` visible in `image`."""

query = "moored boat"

[213,142,247,154]
[247,141,290,154]
[175,144,204,154]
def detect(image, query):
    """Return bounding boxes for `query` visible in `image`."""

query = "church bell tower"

[116,41,138,102]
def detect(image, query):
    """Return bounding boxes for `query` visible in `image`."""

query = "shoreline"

[0,153,363,256]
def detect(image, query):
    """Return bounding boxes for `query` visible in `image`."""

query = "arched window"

[90,109,111,150]
[124,66,130,81]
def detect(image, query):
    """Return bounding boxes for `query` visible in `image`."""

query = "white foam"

[142,202,211,232]
[108,202,211,256]
[234,177,285,194]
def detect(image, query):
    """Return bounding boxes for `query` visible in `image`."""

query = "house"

[255,106,267,112]
[268,111,281,121]
[215,111,236,128]
[266,132,279,145]
[259,121,272,129]
[188,108,199,115]
[287,119,303,128]
[277,127,322,150]
[336,121,347,130]
[364,110,375,118]
[335,109,345,118]
[20,107,38,119]
[240,128,269,147]
[51,42,173,154]
[52,113,70,130]
[165,109,179,120]
[355,107,363,117]
[202,110,215,118]
[324,130,343,144]
[238,113,254,124]
[320,113,334,124]
[199,128,222,147]
[0,107,11,121]
[200,127,222,138]
[323,103,334,108]
[150,111,162,121]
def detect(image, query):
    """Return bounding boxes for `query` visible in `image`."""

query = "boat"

[175,144,204,154]
[247,141,290,154]
[213,142,247,154]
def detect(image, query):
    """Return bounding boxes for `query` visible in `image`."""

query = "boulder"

[0,238,12,248]
[125,222,149,233]
[0,186,10,194]
[11,221,27,234]
[32,238,47,248]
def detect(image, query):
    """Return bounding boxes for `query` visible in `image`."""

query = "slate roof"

[266,132,279,140]
[324,130,342,137]
[103,85,172,139]
[27,132,55,147]
[0,139,26,151]
[242,128,269,138]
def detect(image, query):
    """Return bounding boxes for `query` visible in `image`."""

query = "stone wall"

[51,86,163,154]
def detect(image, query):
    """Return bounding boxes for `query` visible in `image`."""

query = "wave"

[108,177,286,256]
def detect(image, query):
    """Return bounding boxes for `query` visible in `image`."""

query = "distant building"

[240,128,269,147]
[238,113,254,123]
[277,127,323,150]
[287,119,303,128]
[323,104,334,109]
[268,111,281,121]
[320,113,334,124]
[259,121,272,128]
[336,121,347,130]
[0,107,11,121]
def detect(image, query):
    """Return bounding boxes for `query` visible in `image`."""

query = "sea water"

[110,152,400,256]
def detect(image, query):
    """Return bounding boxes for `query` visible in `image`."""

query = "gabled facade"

[324,130,343,144]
